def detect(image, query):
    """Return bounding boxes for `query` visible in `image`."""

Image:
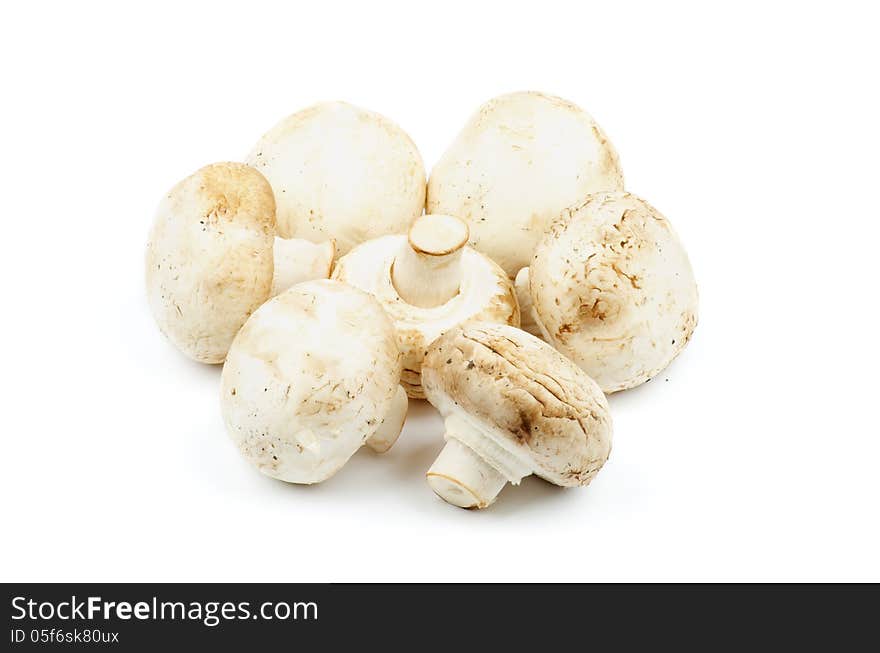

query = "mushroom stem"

[514,267,544,337]
[427,438,507,509]
[271,238,336,297]
[391,214,469,308]
[366,386,408,453]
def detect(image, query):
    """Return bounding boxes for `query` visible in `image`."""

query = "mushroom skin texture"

[145,162,275,364]
[526,191,699,393]
[220,279,408,484]
[332,214,520,399]
[422,322,612,509]
[426,91,624,278]
[270,237,336,298]
[246,101,426,256]
[514,267,543,337]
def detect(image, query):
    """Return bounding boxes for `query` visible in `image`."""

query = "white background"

[2,1,878,582]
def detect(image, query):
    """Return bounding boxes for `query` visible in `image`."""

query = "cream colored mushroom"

[427,91,624,278]
[220,279,408,484]
[145,162,276,363]
[246,101,426,258]
[145,163,335,363]
[331,214,519,398]
[521,191,699,393]
[422,322,613,509]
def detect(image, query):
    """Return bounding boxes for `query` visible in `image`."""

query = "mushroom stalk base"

[366,385,408,453]
[427,438,507,509]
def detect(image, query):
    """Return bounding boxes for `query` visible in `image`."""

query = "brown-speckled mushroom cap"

[145,162,276,364]
[528,191,699,393]
[422,322,612,487]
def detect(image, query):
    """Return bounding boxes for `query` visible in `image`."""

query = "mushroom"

[427,91,624,278]
[521,191,699,393]
[145,162,276,363]
[246,101,426,259]
[220,279,408,484]
[145,162,336,363]
[421,322,613,509]
[331,214,519,398]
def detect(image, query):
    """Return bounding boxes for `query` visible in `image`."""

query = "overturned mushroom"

[422,322,612,509]
[145,162,276,363]
[427,91,624,278]
[522,191,699,393]
[332,214,519,398]
[220,279,408,484]
[247,101,426,258]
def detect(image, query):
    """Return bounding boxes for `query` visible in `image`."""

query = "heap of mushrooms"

[145,93,699,509]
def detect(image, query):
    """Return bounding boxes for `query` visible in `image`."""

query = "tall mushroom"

[246,101,426,265]
[145,162,276,363]
[520,191,699,393]
[427,91,624,278]
[422,322,613,509]
[332,214,519,398]
[145,162,335,363]
[220,279,408,484]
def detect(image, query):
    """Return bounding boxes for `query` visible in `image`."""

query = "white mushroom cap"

[427,91,624,278]
[527,192,699,393]
[220,279,407,484]
[422,322,613,509]
[332,214,519,398]
[145,162,275,364]
[246,101,426,255]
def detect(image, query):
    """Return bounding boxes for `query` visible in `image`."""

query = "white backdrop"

[2,1,878,582]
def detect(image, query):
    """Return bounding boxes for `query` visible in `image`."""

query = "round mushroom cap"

[332,236,519,398]
[220,279,403,484]
[423,322,612,487]
[427,91,624,277]
[530,192,699,392]
[246,101,426,255]
[145,162,275,364]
